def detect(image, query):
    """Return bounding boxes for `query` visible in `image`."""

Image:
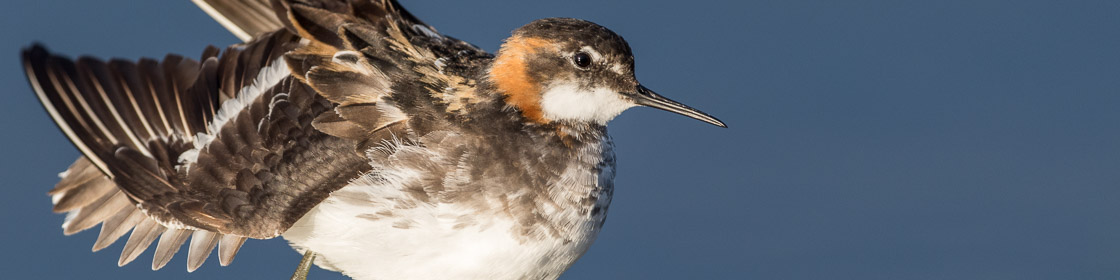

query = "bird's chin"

[539,84,636,125]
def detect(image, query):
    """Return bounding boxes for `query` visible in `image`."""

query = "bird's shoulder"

[274,0,512,142]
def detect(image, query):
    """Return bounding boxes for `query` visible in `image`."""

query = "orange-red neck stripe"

[490,36,554,124]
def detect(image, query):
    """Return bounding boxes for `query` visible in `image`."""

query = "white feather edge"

[177,57,290,169]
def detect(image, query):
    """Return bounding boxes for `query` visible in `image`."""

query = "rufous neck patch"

[489,36,555,124]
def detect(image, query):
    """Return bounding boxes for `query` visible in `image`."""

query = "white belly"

[282,132,617,280]
[281,177,603,280]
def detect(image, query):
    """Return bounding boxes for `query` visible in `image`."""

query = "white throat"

[539,82,635,125]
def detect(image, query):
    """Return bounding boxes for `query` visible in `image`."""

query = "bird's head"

[488,18,725,128]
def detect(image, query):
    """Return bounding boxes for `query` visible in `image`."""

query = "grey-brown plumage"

[24,0,723,278]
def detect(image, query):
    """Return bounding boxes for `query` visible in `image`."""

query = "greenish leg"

[289,250,316,280]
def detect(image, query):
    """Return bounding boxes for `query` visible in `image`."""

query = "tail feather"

[93,206,145,252]
[52,172,115,213]
[152,229,192,270]
[119,218,165,266]
[63,191,131,235]
[187,231,221,272]
[48,156,250,270]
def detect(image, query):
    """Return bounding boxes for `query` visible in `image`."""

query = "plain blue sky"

[2,0,1119,279]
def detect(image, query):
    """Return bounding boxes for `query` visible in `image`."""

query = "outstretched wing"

[23,28,372,270]
[24,0,493,272]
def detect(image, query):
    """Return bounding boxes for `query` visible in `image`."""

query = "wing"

[192,0,285,41]
[24,0,492,272]
[23,29,372,270]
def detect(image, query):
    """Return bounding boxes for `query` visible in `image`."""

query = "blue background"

[2,0,1119,279]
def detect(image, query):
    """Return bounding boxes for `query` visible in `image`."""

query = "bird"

[20,0,725,279]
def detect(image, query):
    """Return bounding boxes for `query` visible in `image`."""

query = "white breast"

[281,136,614,280]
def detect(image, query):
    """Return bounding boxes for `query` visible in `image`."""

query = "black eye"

[573,52,592,69]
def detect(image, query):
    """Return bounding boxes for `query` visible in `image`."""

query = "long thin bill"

[629,85,726,127]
